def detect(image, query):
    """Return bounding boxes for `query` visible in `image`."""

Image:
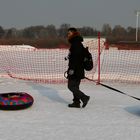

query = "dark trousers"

[68,78,86,103]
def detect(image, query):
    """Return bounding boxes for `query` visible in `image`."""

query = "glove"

[65,52,70,60]
[68,69,74,75]
[64,56,69,60]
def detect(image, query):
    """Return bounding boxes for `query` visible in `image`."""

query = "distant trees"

[102,24,112,36]
[0,26,5,38]
[0,23,139,47]
[79,26,98,36]
[58,23,71,37]
[46,25,57,37]
[101,24,140,43]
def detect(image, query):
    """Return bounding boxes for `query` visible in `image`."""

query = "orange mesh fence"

[1,40,140,84]
[100,46,140,84]
[0,39,103,83]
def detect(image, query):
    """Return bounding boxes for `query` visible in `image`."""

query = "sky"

[0,0,140,30]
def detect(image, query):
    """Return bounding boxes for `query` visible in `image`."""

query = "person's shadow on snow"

[124,105,140,117]
[28,82,69,105]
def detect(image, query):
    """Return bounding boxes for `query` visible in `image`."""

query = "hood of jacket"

[68,31,83,44]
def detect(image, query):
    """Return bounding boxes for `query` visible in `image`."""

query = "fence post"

[97,32,101,84]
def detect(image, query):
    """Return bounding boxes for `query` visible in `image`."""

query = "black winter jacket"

[67,35,85,80]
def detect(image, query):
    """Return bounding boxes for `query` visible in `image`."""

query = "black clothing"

[67,34,90,107]
[68,79,85,102]
[68,101,80,108]
[68,78,90,108]
[67,35,85,80]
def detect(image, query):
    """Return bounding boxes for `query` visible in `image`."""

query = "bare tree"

[58,23,71,37]
[46,24,57,37]
[102,24,112,36]
[0,26,5,38]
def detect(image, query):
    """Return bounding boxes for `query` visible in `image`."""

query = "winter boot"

[68,102,80,108]
[81,95,90,108]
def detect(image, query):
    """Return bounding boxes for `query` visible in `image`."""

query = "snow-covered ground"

[0,77,140,140]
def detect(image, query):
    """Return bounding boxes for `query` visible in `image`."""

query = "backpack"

[83,47,93,71]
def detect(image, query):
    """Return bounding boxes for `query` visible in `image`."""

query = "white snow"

[0,45,35,50]
[0,77,140,140]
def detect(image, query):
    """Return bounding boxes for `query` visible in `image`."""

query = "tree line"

[0,23,139,48]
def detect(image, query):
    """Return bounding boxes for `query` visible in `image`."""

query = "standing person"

[66,27,90,108]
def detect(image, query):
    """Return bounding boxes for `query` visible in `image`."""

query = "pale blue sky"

[0,0,140,29]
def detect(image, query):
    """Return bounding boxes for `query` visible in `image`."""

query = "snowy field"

[0,77,140,140]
